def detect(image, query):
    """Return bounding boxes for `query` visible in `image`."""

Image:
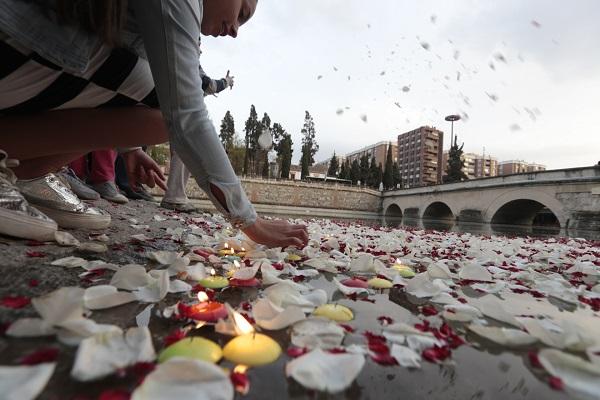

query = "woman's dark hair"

[55,0,128,45]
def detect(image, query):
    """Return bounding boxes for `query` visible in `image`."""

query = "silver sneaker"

[17,173,111,230]
[92,181,128,204]
[57,167,100,201]
[0,151,57,241]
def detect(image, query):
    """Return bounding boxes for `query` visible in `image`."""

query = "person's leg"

[69,155,89,180]
[88,149,117,184]
[160,149,196,212]
[1,107,168,179]
[163,150,190,204]
[88,149,128,204]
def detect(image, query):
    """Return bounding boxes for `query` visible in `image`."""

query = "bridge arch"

[485,189,566,228]
[383,203,403,225]
[422,201,455,221]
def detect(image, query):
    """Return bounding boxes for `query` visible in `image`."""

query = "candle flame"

[210,268,216,276]
[241,247,246,252]
[233,260,241,268]
[230,247,235,255]
[234,365,249,374]
[197,291,209,302]
[226,303,254,335]
[224,243,229,249]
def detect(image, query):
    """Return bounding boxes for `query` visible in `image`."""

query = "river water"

[381,217,600,241]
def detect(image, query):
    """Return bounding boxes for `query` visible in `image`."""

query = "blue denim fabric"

[0,0,257,227]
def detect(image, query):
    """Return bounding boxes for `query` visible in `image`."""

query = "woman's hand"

[122,148,167,191]
[243,217,309,249]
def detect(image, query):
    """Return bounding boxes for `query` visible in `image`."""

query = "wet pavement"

[0,199,584,399]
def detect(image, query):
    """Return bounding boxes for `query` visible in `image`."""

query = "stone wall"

[180,178,382,213]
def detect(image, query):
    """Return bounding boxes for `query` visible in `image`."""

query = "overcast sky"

[200,0,600,169]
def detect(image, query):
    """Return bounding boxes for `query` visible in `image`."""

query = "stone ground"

[0,199,568,399]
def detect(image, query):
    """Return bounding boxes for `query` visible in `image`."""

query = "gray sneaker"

[160,200,197,213]
[92,181,128,204]
[17,173,110,230]
[0,151,57,241]
[57,167,100,201]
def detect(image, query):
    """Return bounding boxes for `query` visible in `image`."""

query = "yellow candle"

[312,304,354,322]
[368,277,393,289]
[223,332,282,366]
[392,264,415,278]
[286,254,302,262]
[199,268,229,289]
[158,337,222,364]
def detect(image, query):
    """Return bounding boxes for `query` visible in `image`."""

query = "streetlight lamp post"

[444,114,461,148]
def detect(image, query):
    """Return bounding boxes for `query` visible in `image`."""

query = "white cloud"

[199,0,600,169]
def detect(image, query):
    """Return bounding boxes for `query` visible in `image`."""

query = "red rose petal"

[549,376,564,391]
[528,351,543,368]
[25,250,46,258]
[328,347,347,354]
[368,341,390,354]
[163,328,187,347]
[25,240,46,247]
[341,278,369,289]
[286,347,309,358]
[377,316,394,325]
[1,295,31,309]
[421,305,438,316]
[98,389,131,400]
[339,324,355,333]
[231,371,250,395]
[422,346,451,363]
[18,347,59,365]
[28,279,40,287]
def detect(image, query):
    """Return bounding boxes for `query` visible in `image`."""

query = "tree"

[359,154,369,185]
[327,152,339,177]
[392,161,402,189]
[383,142,394,190]
[272,123,293,179]
[228,134,246,175]
[445,136,468,183]
[350,159,360,184]
[368,155,379,188]
[300,111,319,179]
[243,105,258,175]
[338,159,347,181]
[219,111,235,151]
[259,112,272,177]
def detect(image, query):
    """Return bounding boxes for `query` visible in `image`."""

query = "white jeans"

[163,150,191,204]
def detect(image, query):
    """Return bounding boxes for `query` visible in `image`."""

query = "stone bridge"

[382,166,600,231]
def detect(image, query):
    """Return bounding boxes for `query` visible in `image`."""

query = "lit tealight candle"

[188,291,228,322]
[218,243,236,256]
[367,277,393,289]
[312,303,354,322]
[340,277,369,289]
[158,336,222,364]
[392,263,415,278]
[198,268,229,289]
[222,305,281,367]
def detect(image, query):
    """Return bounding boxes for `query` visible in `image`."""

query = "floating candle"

[229,277,260,288]
[367,277,393,289]
[222,305,281,367]
[392,264,415,278]
[198,268,229,289]
[218,243,236,256]
[340,278,369,289]
[312,304,354,322]
[188,292,227,322]
[158,337,222,364]
[286,254,302,262]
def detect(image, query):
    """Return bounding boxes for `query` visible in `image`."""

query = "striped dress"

[0,30,158,115]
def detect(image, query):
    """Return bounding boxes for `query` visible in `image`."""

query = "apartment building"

[397,126,444,187]
[346,141,398,168]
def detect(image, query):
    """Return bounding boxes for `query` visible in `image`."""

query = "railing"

[382,165,600,196]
